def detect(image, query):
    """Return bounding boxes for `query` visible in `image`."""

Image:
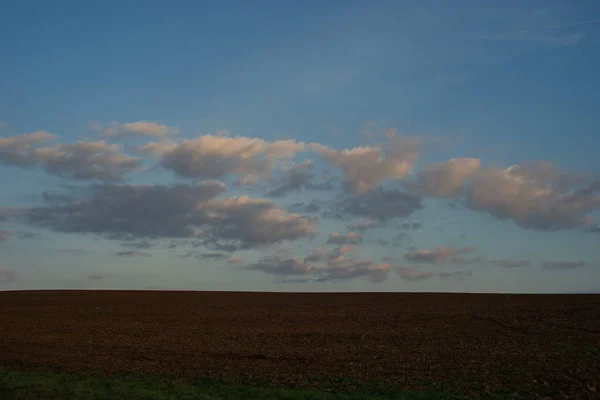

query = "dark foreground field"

[1,291,599,399]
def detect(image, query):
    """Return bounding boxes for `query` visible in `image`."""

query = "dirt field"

[0,291,599,397]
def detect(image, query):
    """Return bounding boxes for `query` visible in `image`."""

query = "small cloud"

[467,162,599,231]
[177,251,196,259]
[137,134,304,184]
[17,232,40,239]
[0,230,40,241]
[0,131,56,167]
[91,120,180,139]
[273,277,314,284]
[318,258,390,283]
[30,141,142,182]
[247,255,316,276]
[326,231,363,245]
[116,250,151,257]
[310,137,420,193]
[405,246,474,264]
[18,182,233,242]
[490,260,532,268]
[1,132,140,181]
[439,271,473,281]
[395,266,434,281]
[350,218,380,232]
[120,239,154,249]
[198,252,229,260]
[58,248,89,254]
[178,251,245,264]
[122,121,179,137]
[408,158,481,197]
[248,245,390,283]
[88,121,103,133]
[542,261,587,269]
[197,195,318,251]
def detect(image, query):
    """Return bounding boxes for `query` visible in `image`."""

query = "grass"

[579,345,600,356]
[0,366,526,400]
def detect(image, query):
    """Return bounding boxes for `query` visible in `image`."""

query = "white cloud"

[0,132,140,181]
[122,121,178,137]
[467,162,600,230]
[0,131,56,166]
[310,138,419,193]
[138,134,305,184]
[326,231,363,245]
[30,141,141,181]
[410,158,481,197]
[91,121,180,138]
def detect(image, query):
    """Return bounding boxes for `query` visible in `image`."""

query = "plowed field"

[1,291,599,397]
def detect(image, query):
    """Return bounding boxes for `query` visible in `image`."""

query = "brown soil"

[0,291,599,397]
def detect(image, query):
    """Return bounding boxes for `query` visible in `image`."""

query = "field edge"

[0,364,529,400]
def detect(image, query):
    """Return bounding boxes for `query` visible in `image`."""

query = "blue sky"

[1,1,599,293]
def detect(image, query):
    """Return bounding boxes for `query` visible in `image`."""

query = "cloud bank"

[2,124,598,286]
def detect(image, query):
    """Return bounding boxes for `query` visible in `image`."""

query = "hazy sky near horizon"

[1,1,599,293]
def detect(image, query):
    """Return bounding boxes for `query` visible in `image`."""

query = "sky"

[1,1,599,293]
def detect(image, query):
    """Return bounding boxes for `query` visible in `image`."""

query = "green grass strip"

[0,366,524,400]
